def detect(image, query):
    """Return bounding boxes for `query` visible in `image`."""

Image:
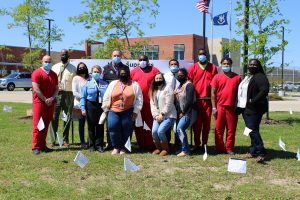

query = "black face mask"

[61,55,69,64]
[119,75,129,82]
[248,67,258,74]
[154,81,164,87]
[177,76,186,84]
[78,68,88,75]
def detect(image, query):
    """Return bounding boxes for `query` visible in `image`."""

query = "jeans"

[152,118,176,142]
[108,108,133,149]
[242,112,266,156]
[176,115,190,153]
[78,116,86,144]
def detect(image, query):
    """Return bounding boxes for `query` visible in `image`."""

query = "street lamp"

[281,26,285,92]
[45,18,54,56]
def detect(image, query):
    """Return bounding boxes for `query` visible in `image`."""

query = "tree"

[70,0,159,55]
[235,0,289,70]
[1,0,63,70]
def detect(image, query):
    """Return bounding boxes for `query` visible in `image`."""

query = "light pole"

[281,26,285,91]
[45,18,54,56]
[243,0,249,78]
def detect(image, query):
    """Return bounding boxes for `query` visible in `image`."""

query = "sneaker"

[152,149,161,155]
[111,148,120,155]
[177,151,188,157]
[227,151,235,155]
[42,147,53,153]
[97,146,105,153]
[32,149,40,155]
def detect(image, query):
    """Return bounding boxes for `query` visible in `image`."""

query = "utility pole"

[281,26,285,90]
[45,19,54,56]
[243,0,249,77]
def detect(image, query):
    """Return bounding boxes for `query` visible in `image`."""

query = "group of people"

[31,48,269,162]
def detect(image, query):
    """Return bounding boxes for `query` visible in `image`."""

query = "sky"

[0,0,299,68]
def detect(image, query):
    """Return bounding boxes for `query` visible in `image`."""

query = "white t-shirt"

[237,75,252,108]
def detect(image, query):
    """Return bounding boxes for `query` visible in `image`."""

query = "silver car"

[0,72,32,91]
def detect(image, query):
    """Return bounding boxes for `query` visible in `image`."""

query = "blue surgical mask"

[113,56,121,64]
[198,55,207,63]
[43,63,52,71]
[222,66,231,73]
[170,66,179,73]
[92,72,100,80]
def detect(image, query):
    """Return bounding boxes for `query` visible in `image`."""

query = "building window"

[145,45,159,60]
[174,44,185,60]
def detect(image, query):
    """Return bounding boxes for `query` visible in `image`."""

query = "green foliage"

[70,0,159,51]
[0,45,15,61]
[220,39,241,62]
[93,38,126,59]
[235,0,289,69]
[22,48,43,71]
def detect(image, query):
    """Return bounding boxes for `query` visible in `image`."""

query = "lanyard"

[93,79,101,96]
[120,81,126,100]
[59,63,68,81]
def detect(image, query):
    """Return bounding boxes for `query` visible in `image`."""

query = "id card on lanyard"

[119,82,126,110]
[93,79,102,103]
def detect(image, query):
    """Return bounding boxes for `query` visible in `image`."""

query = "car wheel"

[7,83,15,91]
[24,88,30,91]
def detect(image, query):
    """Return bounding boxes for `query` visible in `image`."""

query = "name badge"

[119,102,124,110]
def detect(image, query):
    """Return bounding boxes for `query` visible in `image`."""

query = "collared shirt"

[80,79,108,111]
[237,75,252,108]
[164,71,179,90]
[51,62,76,91]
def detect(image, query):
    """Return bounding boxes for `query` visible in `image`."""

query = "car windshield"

[5,73,18,78]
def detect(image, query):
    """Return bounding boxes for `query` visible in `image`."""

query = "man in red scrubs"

[31,55,59,155]
[130,55,159,151]
[188,48,218,152]
[211,57,241,154]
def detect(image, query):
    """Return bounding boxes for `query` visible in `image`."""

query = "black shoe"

[104,144,113,151]
[42,147,54,153]
[89,147,96,152]
[97,146,105,153]
[32,149,40,155]
[81,144,88,149]
[190,146,202,154]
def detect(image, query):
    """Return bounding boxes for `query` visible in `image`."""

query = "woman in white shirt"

[72,62,89,148]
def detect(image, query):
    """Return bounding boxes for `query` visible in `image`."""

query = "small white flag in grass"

[37,117,45,131]
[61,111,68,122]
[279,138,286,151]
[143,122,151,131]
[203,144,208,161]
[3,105,12,112]
[125,137,131,152]
[74,151,89,168]
[228,158,247,174]
[243,127,252,137]
[124,157,139,172]
[289,108,293,115]
[99,112,107,124]
[296,149,300,161]
[56,132,63,147]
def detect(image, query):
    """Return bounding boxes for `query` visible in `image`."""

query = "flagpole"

[210,0,214,63]
[229,0,232,57]
[203,12,206,51]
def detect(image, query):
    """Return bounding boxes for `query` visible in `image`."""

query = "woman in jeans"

[72,62,89,148]
[174,68,195,157]
[237,59,269,162]
[150,72,177,156]
[80,65,108,152]
[102,66,143,155]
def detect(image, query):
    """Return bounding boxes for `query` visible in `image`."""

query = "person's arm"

[250,74,269,103]
[211,87,217,117]
[80,84,88,116]
[72,77,81,99]
[181,84,195,114]
[32,82,47,102]
[161,87,174,117]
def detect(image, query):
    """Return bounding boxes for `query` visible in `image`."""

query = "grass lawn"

[0,102,299,200]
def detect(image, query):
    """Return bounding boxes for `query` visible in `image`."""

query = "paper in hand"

[37,117,45,131]
[74,151,89,168]
[243,127,252,136]
[228,158,247,174]
[124,157,140,172]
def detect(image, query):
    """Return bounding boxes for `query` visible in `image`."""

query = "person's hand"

[132,112,137,121]
[45,97,54,106]
[212,107,217,118]
[156,114,164,122]
[82,110,86,117]
[179,113,183,119]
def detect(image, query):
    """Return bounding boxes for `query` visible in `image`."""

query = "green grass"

[0,102,299,200]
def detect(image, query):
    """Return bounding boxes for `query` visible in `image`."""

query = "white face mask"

[139,61,147,68]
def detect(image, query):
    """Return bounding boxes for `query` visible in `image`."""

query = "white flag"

[124,137,131,152]
[143,122,151,131]
[74,151,89,168]
[228,158,247,174]
[99,112,107,125]
[243,127,252,137]
[124,157,140,172]
[203,144,208,161]
[61,111,68,122]
[37,117,45,131]
[296,149,300,161]
[3,105,12,112]
[289,108,293,115]
[279,138,286,151]
[56,132,63,147]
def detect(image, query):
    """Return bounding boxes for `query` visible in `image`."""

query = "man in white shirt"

[48,49,76,147]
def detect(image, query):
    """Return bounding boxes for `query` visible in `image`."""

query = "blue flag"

[213,12,228,26]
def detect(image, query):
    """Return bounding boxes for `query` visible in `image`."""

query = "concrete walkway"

[0,90,299,112]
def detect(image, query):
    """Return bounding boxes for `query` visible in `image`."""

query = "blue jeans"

[176,115,190,153]
[152,118,175,142]
[78,116,86,144]
[108,108,133,149]
[242,112,266,156]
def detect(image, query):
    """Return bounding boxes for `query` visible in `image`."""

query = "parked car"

[0,72,32,91]
[293,82,300,92]
[283,81,294,91]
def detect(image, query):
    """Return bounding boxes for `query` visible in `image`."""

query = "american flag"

[196,0,210,13]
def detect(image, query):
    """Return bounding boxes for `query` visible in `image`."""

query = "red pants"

[192,99,212,147]
[32,102,54,150]
[214,106,238,153]
[134,102,155,151]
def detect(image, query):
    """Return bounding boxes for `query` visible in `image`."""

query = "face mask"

[170,66,179,73]
[154,81,164,87]
[139,61,147,68]
[43,63,52,71]
[78,68,88,75]
[248,67,258,74]
[177,76,186,84]
[61,55,69,63]
[222,66,231,73]
[198,55,207,63]
[92,72,100,80]
[119,75,129,82]
[113,56,121,64]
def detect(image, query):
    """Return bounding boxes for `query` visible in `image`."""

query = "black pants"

[86,101,104,149]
